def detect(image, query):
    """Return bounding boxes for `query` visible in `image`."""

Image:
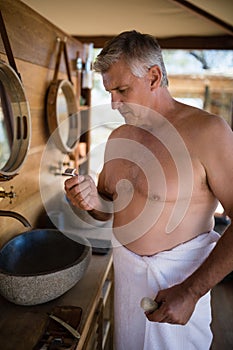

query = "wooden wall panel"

[169,75,233,95]
[168,74,233,126]
[0,0,83,69]
[0,0,83,246]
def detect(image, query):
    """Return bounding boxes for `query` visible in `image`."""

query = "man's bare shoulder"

[193,108,228,130]
[178,105,233,175]
[177,103,231,138]
[108,124,134,139]
[195,112,231,144]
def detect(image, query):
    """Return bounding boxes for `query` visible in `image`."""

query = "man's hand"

[64,174,99,211]
[145,283,198,325]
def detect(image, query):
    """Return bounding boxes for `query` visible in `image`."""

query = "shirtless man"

[65,31,233,349]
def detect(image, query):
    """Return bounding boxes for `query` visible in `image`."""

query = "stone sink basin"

[0,229,91,305]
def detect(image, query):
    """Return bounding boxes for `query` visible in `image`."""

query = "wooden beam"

[158,35,233,50]
[74,35,233,50]
[169,0,233,36]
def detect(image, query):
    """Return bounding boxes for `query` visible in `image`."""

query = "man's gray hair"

[93,30,168,87]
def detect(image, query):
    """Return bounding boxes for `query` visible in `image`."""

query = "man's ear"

[148,65,162,90]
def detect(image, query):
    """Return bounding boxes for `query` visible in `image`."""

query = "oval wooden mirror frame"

[46,79,80,154]
[0,60,31,181]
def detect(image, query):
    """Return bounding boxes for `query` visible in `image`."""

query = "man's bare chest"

[105,146,179,202]
[104,125,208,204]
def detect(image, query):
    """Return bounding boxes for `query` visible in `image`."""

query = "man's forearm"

[182,223,233,299]
[88,192,113,221]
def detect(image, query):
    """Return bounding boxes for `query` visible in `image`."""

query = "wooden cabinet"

[102,266,114,349]
[0,252,114,350]
[81,257,114,350]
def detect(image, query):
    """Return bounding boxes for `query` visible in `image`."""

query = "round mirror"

[47,79,80,154]
[0,60,31,181]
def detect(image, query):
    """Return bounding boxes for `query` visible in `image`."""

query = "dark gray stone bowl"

[0,229,91,305]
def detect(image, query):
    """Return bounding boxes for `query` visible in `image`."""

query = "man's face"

[102,59,154,124]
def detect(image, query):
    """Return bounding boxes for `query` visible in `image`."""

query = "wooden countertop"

[0,251,113,350]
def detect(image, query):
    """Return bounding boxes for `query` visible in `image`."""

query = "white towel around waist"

[112,230,220,350]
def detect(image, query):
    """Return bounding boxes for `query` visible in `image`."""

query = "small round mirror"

[47,79,80,154]
[0,60,31,180]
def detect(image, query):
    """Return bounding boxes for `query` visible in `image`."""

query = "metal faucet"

[0,187,16,204]
[0,210,31,227]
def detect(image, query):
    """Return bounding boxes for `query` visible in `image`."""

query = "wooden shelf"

[103,319,111,349]
[78,156,88,166]
[102,279,112,306]
[79,105,90,111]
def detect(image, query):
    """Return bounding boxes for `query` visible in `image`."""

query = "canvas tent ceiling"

[22,0,233,48]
